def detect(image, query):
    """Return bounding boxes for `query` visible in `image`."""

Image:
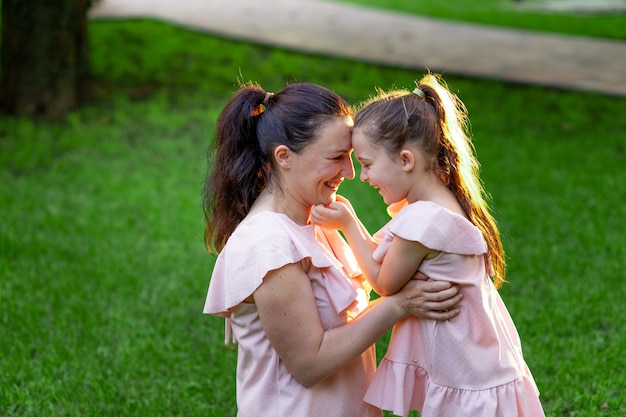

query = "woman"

[202,82,462,416]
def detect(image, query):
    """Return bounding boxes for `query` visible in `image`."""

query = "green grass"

[1,4,626,417]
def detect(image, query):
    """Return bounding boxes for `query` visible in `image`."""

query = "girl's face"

[286,117,355,207]
[352,127,410,205]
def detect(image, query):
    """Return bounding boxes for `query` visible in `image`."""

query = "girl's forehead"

[352,135,379,160]
[351,130,375,147]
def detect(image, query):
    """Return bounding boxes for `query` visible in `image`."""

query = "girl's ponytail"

[421,74,505,287]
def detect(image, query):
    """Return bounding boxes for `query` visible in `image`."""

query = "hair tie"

[263,92,274,107]
[402,97,409,119]
[412,87,425,98]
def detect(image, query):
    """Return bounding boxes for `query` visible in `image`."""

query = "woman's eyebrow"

[331,147,352,154]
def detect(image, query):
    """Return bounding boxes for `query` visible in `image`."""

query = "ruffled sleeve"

[203,212,358,317]
[377,201,487,258]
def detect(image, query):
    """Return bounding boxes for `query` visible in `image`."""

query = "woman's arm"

[253,262,461,387]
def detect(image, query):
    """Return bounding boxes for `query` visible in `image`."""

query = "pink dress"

[363,201,545,417]
[203,211,381,417]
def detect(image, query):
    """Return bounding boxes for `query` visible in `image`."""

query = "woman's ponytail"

[203,84,268,252]
[204,81,351,253]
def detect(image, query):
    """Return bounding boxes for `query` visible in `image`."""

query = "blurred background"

[1,1,625,416]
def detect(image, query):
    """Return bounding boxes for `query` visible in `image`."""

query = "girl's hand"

[334,195,358,217]
[311,198,353,230]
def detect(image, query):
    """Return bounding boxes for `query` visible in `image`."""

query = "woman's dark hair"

[203,82,352,252]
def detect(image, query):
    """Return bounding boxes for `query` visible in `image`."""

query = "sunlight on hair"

[428,75,483,210]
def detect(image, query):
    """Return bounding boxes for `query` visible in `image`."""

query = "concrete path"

[90,0,626,97]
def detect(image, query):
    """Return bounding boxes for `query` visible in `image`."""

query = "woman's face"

[286,117,355,207]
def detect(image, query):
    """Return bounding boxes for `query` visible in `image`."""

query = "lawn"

[1,2,625,416]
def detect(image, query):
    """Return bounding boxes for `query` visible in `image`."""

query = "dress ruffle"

[366,357,543,417]
[363,357,428,416]
[373,201,486,263]
[365,200,545,416]
[204,211,361,317]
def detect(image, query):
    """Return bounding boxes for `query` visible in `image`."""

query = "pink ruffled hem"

[364,359,545,417]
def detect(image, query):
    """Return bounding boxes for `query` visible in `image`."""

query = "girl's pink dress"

[204,211,381,417]
[364,201,545,417]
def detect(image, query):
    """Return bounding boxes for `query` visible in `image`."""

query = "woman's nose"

[343,157,355,180]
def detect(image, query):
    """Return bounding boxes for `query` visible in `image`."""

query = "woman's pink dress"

[204,211,381,417]
[363,201,545,417]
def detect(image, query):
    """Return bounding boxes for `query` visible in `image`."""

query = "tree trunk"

[0,0,91,119]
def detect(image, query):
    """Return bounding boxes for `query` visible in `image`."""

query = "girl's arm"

[254,262,461,387]
[311,196,381,283]
[375,236,438,296]
[312,196,438,295]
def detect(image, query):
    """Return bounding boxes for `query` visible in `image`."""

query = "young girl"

[311,73,545,417]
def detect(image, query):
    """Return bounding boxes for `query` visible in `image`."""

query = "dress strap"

[224,317,237,345]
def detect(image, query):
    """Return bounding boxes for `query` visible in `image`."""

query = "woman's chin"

[322,196,336,206]
[323,189,338,204]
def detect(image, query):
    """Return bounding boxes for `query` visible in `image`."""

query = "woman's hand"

[395,277,462,321]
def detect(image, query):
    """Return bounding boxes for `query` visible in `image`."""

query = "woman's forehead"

[312,118,352,147]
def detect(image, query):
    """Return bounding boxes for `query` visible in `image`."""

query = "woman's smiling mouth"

[325,180,342,190]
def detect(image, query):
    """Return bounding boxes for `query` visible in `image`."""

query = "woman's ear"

[274,145,291,169]
[400,149,415,172]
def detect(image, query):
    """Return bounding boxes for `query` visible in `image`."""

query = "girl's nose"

[359,170,367,182]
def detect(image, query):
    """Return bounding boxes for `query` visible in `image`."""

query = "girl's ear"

[274,145,291,169]
[400,149,415,172]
